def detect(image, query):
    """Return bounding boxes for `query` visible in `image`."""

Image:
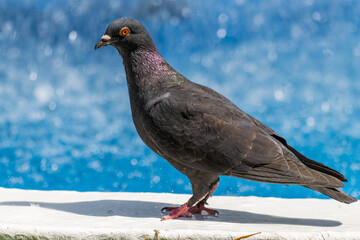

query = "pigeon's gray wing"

[246,114,348,182]
[145,84,344,188]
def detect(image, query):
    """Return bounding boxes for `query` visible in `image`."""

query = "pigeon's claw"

[161,206,178,212]
[161,203,191,221]
[189,204,219,216]
[161,203,219,220]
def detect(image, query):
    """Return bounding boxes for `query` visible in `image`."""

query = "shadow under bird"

[95,18,357,220]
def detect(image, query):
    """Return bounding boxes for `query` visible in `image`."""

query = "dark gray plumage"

[95,18,357,220]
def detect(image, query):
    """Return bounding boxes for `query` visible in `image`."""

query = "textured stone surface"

[0,188,359,239]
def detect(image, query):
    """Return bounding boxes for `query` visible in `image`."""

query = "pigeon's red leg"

[188,180,219,215]
[161,193,208,220]
[161,206,178,212]
[161,202,192,220]
[161,179,220,218]
[188,204,219,215]
[162,204,218,215]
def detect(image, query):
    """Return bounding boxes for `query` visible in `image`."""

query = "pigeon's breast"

[128,92,167,154]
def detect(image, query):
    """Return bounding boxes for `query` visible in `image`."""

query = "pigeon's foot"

[189,203,219,215]
[161,203,219,219]
[161,178,220,220]
[161,203,192,220]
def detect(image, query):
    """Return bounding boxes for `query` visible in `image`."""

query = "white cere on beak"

[101,35,111,41]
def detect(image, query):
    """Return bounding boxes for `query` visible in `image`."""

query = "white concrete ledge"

[0,188,359,239]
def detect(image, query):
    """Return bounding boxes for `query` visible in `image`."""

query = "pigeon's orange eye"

[120,27,130,36]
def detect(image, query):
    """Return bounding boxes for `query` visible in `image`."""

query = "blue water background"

[0,0,359,199]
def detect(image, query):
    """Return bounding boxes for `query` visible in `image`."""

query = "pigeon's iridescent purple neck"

[123,49,185,92]
[135,50,166,70]
[127,49,168,75]
[122,48,186,124]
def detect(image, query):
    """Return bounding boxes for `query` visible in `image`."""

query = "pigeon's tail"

[306,186,357,204]
[285,143,357,203]
[284,143,348,182]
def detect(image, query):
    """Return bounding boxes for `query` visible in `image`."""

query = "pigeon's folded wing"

[145,86,344,187]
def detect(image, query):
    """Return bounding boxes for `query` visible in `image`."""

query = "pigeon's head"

[95,18,156,56]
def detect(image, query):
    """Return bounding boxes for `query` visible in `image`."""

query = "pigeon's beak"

[95,35,112,50]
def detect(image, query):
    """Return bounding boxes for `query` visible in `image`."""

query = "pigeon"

[95,18,357,220]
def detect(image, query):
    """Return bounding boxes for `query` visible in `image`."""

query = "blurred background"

[0,0,359,199]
